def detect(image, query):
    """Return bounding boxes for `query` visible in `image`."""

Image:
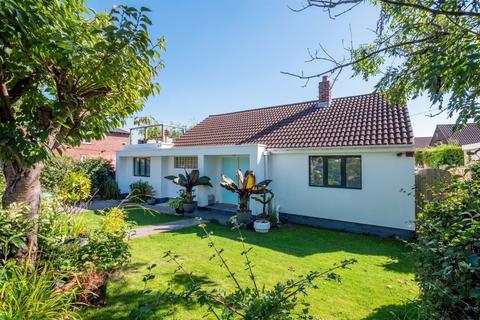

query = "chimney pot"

[318,76,331,105]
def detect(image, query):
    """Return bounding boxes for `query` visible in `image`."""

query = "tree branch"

[292,0,480,18]
[281,35,441,80]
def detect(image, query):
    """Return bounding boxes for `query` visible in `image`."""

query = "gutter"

[267,144,415,154]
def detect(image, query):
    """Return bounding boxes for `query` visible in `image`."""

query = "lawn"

[83,223,419,319]
[77,207,188,229]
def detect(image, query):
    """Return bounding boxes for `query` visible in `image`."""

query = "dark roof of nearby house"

[433,123,480,146]
[108,128,130,136]
[173,93,414,149]
[414,137,432,148]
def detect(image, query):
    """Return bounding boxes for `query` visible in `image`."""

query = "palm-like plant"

[165,169,212,203]
[220,170,272,213]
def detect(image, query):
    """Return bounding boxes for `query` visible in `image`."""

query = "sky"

[88,0,456,137]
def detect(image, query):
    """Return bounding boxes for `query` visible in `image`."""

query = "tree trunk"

[2,161,44,264]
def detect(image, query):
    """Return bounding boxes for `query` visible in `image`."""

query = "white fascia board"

[462,142,480,151]
[267,144,415,154]
[116,144,266,157]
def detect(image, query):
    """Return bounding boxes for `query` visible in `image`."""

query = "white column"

[249,145,266,215]
[196,154,208,207]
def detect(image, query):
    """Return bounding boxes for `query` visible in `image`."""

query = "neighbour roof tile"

[174,93,414,148]
[435,123,480,146]
[414,137,432,148]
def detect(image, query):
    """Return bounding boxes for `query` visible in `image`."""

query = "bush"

[128,180,155,203]
[76,158,117,199]
[412,163,480,318]
[0,204,32,260]
[0,262,79,319]
[60,171,91,204]
[41,156,76,193]
[416,144,464,168]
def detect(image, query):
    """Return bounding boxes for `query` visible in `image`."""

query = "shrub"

[412,163,480,318]
[128,180,155,203]
[0,262,78,319]
[41,156,76,193]
[102,176,120,199]
[76,158,116,199]
[0,204,32,261]
[60,171,91,204]
[416,144,464,168]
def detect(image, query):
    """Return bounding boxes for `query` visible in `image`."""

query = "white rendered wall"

[269,151,415,230]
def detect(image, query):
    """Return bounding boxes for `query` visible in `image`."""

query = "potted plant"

[220,170,272,225]
[252,189,274,233]
[165,169,212,213]
[168,190,186,214]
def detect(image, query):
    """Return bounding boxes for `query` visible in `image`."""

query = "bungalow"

[116,77,416,238]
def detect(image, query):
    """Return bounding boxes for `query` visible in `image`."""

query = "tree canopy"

[0,0,165,169]
[284,0,480,126]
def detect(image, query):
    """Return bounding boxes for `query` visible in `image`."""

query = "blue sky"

[88,0,455,137]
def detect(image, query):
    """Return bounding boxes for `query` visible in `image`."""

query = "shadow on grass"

[168,222,414,273]
[363,300,422,319]
[82,271,215,319]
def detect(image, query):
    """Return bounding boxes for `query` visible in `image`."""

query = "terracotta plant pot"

[236,210,252,224]
[254,220,271,233]
[183,201,197,213]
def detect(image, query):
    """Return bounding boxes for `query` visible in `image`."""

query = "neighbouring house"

[463,143,480,164]
[116,76,416,238]
[414,136,432,148]
[430,123,480,146]
[61,128,130,167]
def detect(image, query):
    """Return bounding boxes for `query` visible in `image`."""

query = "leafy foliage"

[0,204,33,260]
[41,156,76,193]
[76,158,118,199]
[416,144,464,168]
[412,163,480,318]
[60,171,91,204]
[134,224,357,319]
[128,180,155,203]
[0,262,79,320]
[252,189,275,220]
[0,0,165,168]
[165,169,212,203]
[220,170,271,212]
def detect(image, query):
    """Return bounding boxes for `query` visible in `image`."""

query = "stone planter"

[183,201,197,213]
[254,220,271,233]
[236,210,252,225]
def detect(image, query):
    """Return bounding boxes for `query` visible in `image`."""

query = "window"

[133,157,151,177]
[174,156,198,169]
[82,138,92,144]
[80,155,87,162]
[309,156,361,189]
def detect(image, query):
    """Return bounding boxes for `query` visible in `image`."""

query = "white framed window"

[80,155,87,161]
[309,155,362,189]
[174,156,198,169]
[82,138,92,144]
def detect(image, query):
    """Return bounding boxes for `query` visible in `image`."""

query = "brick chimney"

[318,75,331,106]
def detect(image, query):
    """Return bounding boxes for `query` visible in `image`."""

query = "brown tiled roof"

[434,123,480,146]
[174,93,414,148]
[414,137,432,148]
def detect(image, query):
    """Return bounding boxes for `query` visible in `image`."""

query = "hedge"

[416,144,464,168]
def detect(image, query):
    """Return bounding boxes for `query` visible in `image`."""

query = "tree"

[0,0,165,263]
[283,0,480,126]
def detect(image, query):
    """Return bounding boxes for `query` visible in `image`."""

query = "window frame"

[308,155,362,190]
[133,157,151,177]
[174,156,198,169]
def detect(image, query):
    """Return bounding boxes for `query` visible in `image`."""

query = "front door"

[222,156,249,205]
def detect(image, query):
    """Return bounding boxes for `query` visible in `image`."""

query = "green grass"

[83,223,419,320]
[77,207,188,229]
